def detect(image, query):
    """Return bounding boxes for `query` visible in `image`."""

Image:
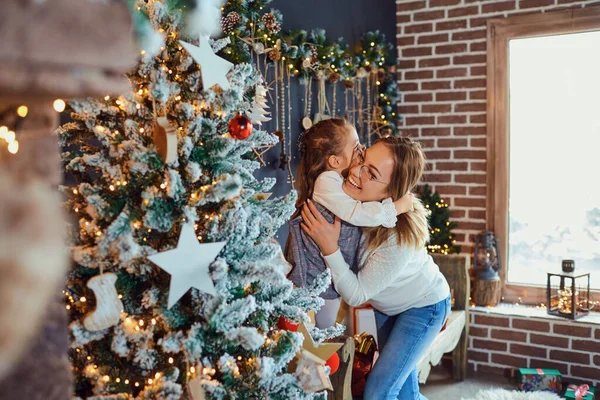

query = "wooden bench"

[329,254,470,399]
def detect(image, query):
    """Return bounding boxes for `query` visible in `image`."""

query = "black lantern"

[474,231,500,280]
[547,268,590,320]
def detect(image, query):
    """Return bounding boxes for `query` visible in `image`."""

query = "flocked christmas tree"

[418,184,461,255]
[59,1,342,398]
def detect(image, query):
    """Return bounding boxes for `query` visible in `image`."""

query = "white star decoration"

[148,224,226,308]
[180,35,233,91]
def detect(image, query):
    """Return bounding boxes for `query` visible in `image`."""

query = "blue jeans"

[363,296,451,400]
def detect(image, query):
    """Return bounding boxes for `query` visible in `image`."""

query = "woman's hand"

[300,199,341,257]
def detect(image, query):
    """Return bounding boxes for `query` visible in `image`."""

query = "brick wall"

[469,309,600,386]
[395,0,600,251]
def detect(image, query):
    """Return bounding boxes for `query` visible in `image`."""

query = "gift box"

[517,368,562,393]
[565,383,595,400]
[351,332,377,396]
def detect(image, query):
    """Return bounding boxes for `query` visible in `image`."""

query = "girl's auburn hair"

[363,136,430,251]
[294,118,353,215]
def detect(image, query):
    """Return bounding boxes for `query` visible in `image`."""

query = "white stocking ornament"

[83,273,123,331]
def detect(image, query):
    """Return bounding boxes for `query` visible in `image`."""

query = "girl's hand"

[394,192,414,215]
[300,199,341,256]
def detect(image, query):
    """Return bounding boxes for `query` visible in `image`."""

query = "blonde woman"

[301,136,451,400]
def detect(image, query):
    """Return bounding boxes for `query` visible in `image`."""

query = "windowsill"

[470,303,600,325]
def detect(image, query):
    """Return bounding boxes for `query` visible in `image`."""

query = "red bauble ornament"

[228,114,253,140]
[277,316,298,332]
[325,352,340,375]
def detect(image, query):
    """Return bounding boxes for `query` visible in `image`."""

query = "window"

[487,9,600,302]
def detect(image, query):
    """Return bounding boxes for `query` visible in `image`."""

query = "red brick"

[439,115,467,124]
[397,36,416,47]
[469,209,486,219]
[419,139,436,148]
[478,364,509,375]
[437,67,468,78]
[454,54,486,64]
[455,174,486,183]
[422,127,451,136]
[398,105,419,114]
[519,0,554,8]
[470,41,487,52]
[423,173,452,182]
[492,354,528,368]
[570,365,600,380]
[553,324,592,338]
[558,0,587,3]
[422,104,452,113]
[596,329,600,340]
[423,150,451,159]
[528,358,569,375]
[455,103,486,112]
[453,233,467,242]
[571,339,600,353]
[418,33,449,45]
[436,43,468,54]
[457,221,486,231]
[452,29,487,41]
[595,355,600,366]
[454,150,486,160]
[510,343,547,358]
[398,59,416,69]
[550,349,590,365]
[414,10,446,21]
[469,186,486,196]
[470,137,487,147]
[406,23,434,34]
[512,319,550,331]
[403,47,433,57]
[398,82,419,92]
[400,128,419,137]
[429,0,461,6]
[468,350,490,363]
[436,185,467,195]
[473,339,508,351]
[436,19,467,31]
[419,57,451,68]
[436,91,467,101]
[397,1,426,11]
[471,162,486,172]
[470,326,489,337]
[406,116,435,125]
[437,162,468,171]
[455,78,486,89]
[455,126,486,136]
[404,93,433,102]
[530,333,569,348]
[405,70,434,80]
[482,0,516,13]
[474,315,510,327]
[422,80,452,90]
[450,209,466,218]
[438,138,468,147]
[470,90,487,100]
[448,5,479,17]
[455,197,486,207]
[396,14,411,24]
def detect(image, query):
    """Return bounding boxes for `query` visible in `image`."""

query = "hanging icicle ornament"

[248,85,271,126]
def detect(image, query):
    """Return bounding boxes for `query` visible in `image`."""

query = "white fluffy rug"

[460,388,561,400]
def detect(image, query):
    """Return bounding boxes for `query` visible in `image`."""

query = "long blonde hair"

[364,136,430,251]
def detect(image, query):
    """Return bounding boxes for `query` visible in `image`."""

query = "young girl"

[285,118,413,328]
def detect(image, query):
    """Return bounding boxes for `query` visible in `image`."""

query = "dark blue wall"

[255,0,397,246]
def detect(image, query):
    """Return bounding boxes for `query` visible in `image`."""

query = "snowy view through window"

[508,31,600,289]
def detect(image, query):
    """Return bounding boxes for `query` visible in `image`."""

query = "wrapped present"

[351,333,377,396]
[565,383,595,400]
[517,368,562,393]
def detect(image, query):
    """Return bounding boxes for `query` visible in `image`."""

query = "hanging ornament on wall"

[180,36,233,91]
[82,272,123,332]
[247,85,271,125]
[302,76,313,130]
[313,72,331,124]
[227,114,253,140]
[153,116,177,164]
